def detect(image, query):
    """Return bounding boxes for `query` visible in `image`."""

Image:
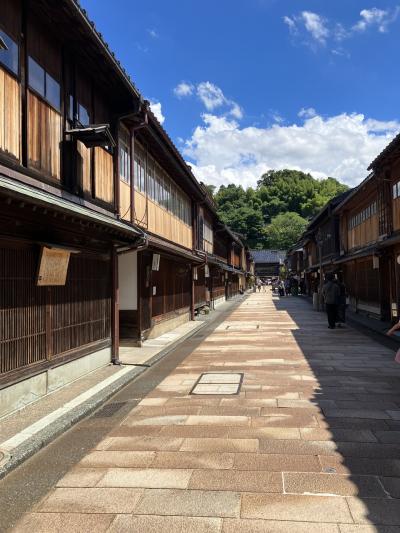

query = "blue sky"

[81,0,400,188]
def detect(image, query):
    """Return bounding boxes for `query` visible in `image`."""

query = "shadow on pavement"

[273,293,400,530]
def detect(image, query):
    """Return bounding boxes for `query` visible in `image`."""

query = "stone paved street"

[12,291,400,532]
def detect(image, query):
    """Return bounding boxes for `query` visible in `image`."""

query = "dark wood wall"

[0,241,111,377]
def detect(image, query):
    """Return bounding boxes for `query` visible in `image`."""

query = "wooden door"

[139,251,152,333]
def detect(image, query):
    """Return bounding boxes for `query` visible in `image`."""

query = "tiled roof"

[368,132,400,171]
[250,250,286,264]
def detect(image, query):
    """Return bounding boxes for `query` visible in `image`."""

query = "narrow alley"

[3,290,400,532]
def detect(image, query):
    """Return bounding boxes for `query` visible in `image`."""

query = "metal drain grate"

[190,373,244,395]
[92,402,128,418]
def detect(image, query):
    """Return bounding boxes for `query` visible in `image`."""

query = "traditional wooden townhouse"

[117,106,208,342]
[333,134,400,322]
[300,191,351,296]
[117,107,251,342]
[333,176,383,318]
[0,0,148,416]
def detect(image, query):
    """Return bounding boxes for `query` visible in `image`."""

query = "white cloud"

[183,111,400,189]
[230,102,244,119]
[173,82,194,98]
[283,16,296,32]
[174,80,243,119]
[147,28,159,39]
[284,7,400,51]
[149,101,165,125]
[301,11,329,44]
[298,107,317,119]
[353,7,400,33]
[196,82,226,111]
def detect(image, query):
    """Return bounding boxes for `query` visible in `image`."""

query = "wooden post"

[130,129,135,223]
[21,0,28,167]
[190,265,195,320]
[113,119,120,215]
[111,247,120,363]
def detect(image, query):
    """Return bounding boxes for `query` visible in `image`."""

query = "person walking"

[322,273,340,329]
[257,278,262,292]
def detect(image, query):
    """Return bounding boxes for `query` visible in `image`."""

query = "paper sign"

[37,247,71,286]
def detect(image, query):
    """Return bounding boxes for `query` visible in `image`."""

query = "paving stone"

[199,406,261,416]
[99,436,184,451]
[319,456,400,476]
[222,519,340,533]
[220,398,278,406]
[78,451,155,468]
[241,493,353,522]
[252,414,318,428]
[139,397,168,406]
[227,427,301,440]
[109,426,162,437]
[374,431,400,444]
[284,472,387,497]
[379,477,400,498]
[322,408,391,419]
[347,497,400,525]
[259,439,337,456]
[108,515,222,533]
[97,468,193,489]
[133,406,202,416]
[300,428,377,442]
[152,451,234,469]
[56,468,107,487]
[37,488,143,513]
[318,417,389,430]
[234,453,321,472]
[134,488,241,517]
[13,513,114,533]
[199,373,242,384]
[277,399,336,409]
[180,438,258,453]
[339,526,400,533]
[185,415,250,426]
[123,415,189,426]
[159,425,230,438]
[189,469,282,492]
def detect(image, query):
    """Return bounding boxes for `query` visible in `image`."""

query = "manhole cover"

[190,373,243,395]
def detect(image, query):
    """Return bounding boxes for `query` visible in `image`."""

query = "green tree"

[208,169,349,249]
[263,212,308,250]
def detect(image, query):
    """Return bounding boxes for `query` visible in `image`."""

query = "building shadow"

[272,293,400,530]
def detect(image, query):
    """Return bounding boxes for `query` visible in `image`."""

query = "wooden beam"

[111,246,120,362]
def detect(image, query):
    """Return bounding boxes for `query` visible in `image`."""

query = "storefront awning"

[147,234,203,263]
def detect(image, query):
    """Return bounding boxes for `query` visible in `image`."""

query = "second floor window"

[119,130,131,184]
[134,148,146,193]
[0,29,19,75]
[393,181,400,199]
[28,57,60,111]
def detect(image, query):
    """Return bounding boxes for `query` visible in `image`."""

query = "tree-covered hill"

[205,169,349,250]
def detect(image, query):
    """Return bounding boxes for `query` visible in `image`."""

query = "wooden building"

[299,191,352,295]
[0,0,247,416]
[0,0,149,416]
[251,250,286,278]
[334,134,400,321]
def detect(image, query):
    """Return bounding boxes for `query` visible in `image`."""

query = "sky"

[80,0,400,189]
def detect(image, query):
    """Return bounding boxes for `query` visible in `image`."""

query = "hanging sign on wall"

[37,246,71,286]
